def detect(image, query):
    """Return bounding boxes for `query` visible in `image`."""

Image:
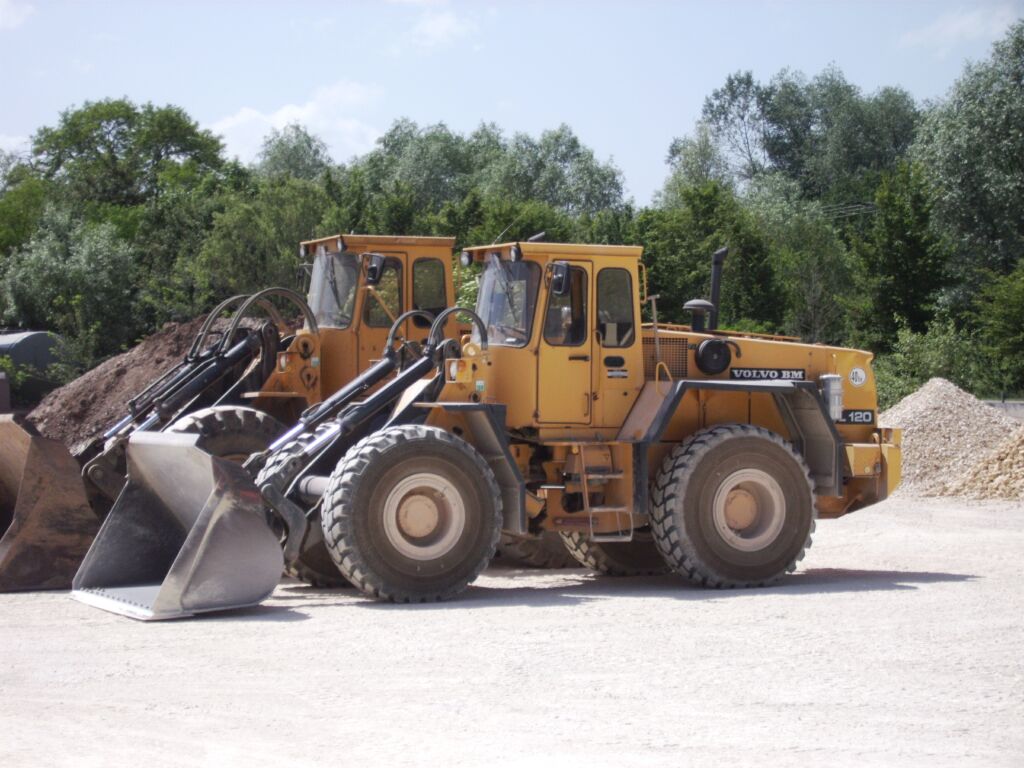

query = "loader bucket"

[71,432,283,620]
[0,415,99,591]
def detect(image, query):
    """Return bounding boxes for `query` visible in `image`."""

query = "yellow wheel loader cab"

[1,234,463,594]
[254,235,460,416]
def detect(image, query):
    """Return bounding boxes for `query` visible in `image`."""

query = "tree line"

[1,21,1022,407]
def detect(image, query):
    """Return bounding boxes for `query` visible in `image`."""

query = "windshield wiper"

[488,253,520,325]
[326,255,348,317]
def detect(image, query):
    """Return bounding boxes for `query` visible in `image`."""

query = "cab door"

[357,255,404,372]
[537,261,593,424]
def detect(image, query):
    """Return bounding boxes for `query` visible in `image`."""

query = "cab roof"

[463,241,644,260]
[301,234,456,253]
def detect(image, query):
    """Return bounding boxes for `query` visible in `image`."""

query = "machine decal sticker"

[848,367,867,387]
[606,370,629,379]
[839,409,875,424]
[729,368,805,381]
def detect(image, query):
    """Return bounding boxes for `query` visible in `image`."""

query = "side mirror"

[366,253,386,286]
[550,262,571,297]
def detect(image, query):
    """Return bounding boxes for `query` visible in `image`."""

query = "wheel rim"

[711,468,786,552]
[382,472,466,561]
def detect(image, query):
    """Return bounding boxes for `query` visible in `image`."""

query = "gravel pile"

[879,378,1021,496]
[942,428,1024,500]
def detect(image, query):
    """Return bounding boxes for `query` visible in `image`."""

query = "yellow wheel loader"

[0,234,474,591]
[70,239,901,619]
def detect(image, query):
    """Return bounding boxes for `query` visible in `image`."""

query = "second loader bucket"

[72,432,283,620]
[0,415,99,591]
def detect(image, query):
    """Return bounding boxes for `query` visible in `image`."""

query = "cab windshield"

[307,251,359,328]
[473,256,541,347]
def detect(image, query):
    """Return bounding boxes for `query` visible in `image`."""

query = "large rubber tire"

[321,425,502,602]
[650,424,816,588]
[495,532,577,569]
[167,406,284,462]
[255,443,352,589]
[559,531,668,576]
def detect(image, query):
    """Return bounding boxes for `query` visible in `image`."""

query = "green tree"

[852,162,948,348]
[256,124,333,181]
[350,119,625,218]
[482,125,625,215]
[351,119,477,212]
[977,261,1024,394]
[698,67,918,203]
[746,174,854,342]
[1,205,139,366]
[133,160,256,321]
[0,161,50,258]
[913,20,1024,275]
[658,122,731,207]
[701,71,769,181]
[873,319,992,408]
[190,177,329,301]
[803,69,918,204]
[31,98,223,209]
[636,181,779,328]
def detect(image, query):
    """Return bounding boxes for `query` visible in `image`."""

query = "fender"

[621,379,843,498]
[424,402,527,534]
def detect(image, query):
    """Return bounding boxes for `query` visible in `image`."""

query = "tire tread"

[321,425,502,602]
[650,423,816,588]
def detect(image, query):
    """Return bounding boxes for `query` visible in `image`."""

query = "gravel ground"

[2,495,1022,768]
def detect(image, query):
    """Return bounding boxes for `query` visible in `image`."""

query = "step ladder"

[575,444,633,544]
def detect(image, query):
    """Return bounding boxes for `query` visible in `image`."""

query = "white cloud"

[209,81,383,163]
[411,9,476,49]
[899,4,1020,57]
[0,0,34,30]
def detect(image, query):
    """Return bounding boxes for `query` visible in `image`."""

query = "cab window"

[475,258,541,348]
[412,259,447,328]
[364,259,402,327]
[543,266,588,346]
[597,268,635,347]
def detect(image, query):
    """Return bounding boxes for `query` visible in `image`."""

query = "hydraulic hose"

[426,307,488,351]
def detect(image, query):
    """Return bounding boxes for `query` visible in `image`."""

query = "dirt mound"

[941,428,1024,500]
[27,316,212,448]
[879,378,1020,496]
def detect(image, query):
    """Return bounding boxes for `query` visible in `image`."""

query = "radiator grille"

[643,337,688,379]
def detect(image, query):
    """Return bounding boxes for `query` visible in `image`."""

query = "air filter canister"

[819,374,844,421]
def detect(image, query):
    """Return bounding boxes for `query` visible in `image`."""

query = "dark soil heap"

[28,316,211,448]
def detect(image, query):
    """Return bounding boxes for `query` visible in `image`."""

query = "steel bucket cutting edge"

[71,431,283,620]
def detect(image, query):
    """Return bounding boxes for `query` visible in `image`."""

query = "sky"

[0,0,1021,204]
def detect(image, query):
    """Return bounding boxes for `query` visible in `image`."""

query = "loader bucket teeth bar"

[71,432,282,620]
[0,416,99,592]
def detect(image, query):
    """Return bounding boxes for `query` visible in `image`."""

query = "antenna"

[491,209,527,244]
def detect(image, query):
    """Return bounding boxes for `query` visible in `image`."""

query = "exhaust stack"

[709,247,728,330]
